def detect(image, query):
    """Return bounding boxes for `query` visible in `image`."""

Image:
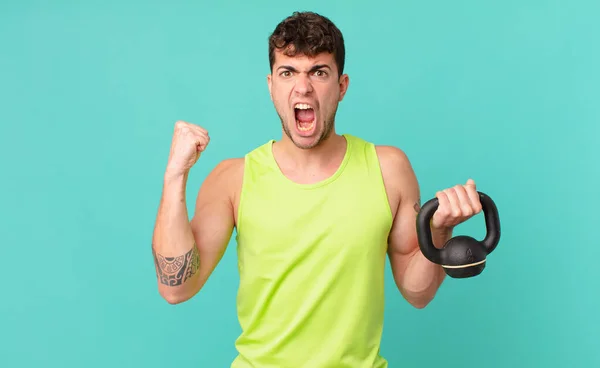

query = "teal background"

[1,0,599,367]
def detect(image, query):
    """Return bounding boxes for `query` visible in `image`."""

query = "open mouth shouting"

[294,103,316,136]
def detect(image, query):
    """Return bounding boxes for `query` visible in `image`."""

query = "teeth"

[296,120,315,131]
[294,103,313,110]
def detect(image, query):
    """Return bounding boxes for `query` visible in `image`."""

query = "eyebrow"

[277,64,332,73]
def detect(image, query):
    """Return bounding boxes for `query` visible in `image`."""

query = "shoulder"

[197,157,245,198]
[374,145,419,212]
[207,157,245,184]
[214,157,245,172]
[345,134,412,171]
[374,145,414,177]
[201,139,274,195]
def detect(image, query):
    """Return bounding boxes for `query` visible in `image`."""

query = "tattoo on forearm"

[152,245,200,286]
[413,197,421,213]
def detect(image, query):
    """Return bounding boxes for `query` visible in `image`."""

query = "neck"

[274,132,347,172]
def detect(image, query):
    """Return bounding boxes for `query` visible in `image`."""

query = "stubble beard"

[278,107,338,150]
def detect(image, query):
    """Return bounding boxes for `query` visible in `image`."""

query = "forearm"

[402,226,452,308]
[152,173,201,304]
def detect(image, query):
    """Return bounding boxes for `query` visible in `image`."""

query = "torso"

[228,134,397,367]
[225,142,403,229]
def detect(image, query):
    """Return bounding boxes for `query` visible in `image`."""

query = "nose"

[294,73,313,95]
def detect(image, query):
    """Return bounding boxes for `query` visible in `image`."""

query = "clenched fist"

[165,120,210,178]
[431,179,482,230]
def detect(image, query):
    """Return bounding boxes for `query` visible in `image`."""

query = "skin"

[151,49,483,307]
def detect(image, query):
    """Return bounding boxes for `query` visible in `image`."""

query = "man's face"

[267,50,349,149]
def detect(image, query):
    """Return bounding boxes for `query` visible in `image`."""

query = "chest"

[235,181,393,259]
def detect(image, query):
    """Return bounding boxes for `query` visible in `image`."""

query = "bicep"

[190,159,242,279]
[386,156,422,283]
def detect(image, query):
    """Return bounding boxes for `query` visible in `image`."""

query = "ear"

[338,74,350,102]
[267,73,273,101]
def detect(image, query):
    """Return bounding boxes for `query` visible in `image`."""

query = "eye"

[314,70,327,77]
[280,70,292,77]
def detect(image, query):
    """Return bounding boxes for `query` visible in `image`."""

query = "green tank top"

[232,134,393,368]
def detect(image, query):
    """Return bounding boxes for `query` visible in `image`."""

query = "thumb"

[466,178,476,188]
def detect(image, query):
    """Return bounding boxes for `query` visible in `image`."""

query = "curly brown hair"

[268,11,345,77]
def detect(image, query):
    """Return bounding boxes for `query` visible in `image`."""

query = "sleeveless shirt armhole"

[235,154,250,240]
[369,143,394,227]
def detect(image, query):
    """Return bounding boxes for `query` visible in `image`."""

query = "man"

[152,11,483,368]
